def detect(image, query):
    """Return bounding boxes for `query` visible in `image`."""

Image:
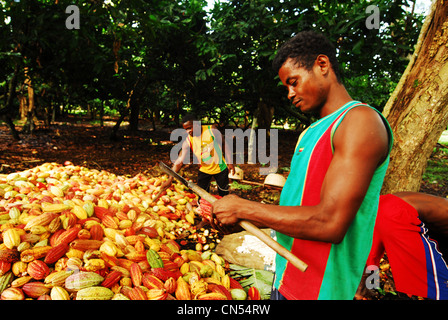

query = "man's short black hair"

[272,31,342,82]
[181,113,198,124]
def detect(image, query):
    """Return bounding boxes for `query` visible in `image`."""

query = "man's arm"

[162,139,190,187]
[212,107,389,243]
[393,192,448,237]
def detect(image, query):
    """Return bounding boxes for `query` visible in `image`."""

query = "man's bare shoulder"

[337,105,389,139]
[333,104,390,164]
[344,105,384,123]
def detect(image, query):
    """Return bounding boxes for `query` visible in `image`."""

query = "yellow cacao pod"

[72,205,87,220]
[50,186,65,198]
[175,276,191,300]
[84,259,105,272]
[3,228,21,249]
[50,286,70,300]
[76,286,114,300]
[8,207,21,220]
[99,241,118,257]
[44,270,74,287]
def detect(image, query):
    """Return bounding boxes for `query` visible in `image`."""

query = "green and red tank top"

[274,101,393,300]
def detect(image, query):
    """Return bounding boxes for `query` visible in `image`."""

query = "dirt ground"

[0,117,297,201]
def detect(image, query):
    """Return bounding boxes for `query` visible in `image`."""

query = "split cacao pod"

[20,246,52,263]
[0,249,20,263]
[146,288,167,300]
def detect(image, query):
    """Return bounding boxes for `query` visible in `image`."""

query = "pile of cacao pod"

[0,162,260,300]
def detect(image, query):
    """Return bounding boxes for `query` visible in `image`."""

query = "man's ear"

[314,54,331,77]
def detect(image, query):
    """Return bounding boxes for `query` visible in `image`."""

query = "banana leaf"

[229,264,274,300]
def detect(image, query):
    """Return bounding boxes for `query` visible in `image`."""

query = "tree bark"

[381,0,448,194]
[255,100,274,130]
[128,97,140,132]
[247,116,257,164]
[21,67,36,134]
[0,64,20,140]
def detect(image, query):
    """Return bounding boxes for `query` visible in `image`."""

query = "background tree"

[0,0,424,136]
[381,0,448,194]
[201,0,423,130]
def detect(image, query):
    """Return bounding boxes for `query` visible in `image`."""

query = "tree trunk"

[381,0,448,194]
[128,78,148,133]
[110,78,140,140]
[21,67,36,134]
[247,116,257,164]
[151,109,157,131]
[100,101,104,127]
[0,64,20,140]
[128,97,139,132]
[255,100,274,130]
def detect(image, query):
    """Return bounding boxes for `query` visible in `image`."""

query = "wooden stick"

[158,161,308,272]
[189,182,308,272]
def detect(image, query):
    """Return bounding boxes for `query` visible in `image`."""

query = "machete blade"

[159,162,190,187]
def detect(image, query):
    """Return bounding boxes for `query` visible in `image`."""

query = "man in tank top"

[212,31,393,300]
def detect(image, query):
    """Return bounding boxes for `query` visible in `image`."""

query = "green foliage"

[422,145,448,190]
[230,180,260,191]
[0,0,424,131]
[229,264,275,300]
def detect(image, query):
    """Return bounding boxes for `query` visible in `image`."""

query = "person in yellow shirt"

[162,114,235,226]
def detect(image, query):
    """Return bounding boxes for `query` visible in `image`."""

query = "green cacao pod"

[0,271,14,294]
[146,249,164,269]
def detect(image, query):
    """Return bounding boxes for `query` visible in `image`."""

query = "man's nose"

[287,86,295,101]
